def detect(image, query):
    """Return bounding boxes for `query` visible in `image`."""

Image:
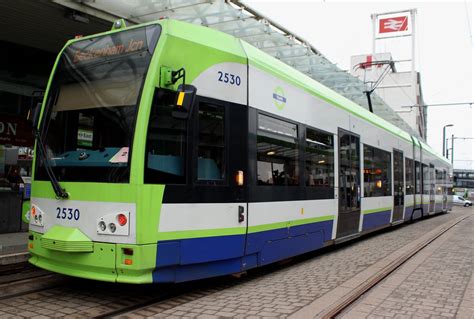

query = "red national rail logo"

[379,16,408,33]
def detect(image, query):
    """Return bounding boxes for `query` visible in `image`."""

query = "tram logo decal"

[273,87,286,110]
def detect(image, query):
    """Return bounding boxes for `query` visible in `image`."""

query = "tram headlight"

[30,204,44,227]
[96,211,130,236]
[98,221,106,232]
[109,223,117,233]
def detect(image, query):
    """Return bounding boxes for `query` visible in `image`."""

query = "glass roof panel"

[80,0,420,138]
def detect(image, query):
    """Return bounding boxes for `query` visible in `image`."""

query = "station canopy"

[63,0,420,138]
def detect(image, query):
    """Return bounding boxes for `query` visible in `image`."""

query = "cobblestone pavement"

[0,209,470,319]
[120,210,472,319]
[340,212,473,319]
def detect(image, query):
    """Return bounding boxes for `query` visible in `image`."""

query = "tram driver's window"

[257,114,299,186]
[197,103,225,182]
[144,89,187,184]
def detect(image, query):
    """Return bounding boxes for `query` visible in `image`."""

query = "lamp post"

[442,124,453,158]
[451,134,454,165]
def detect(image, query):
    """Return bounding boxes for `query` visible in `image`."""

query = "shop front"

[0,0,110,233]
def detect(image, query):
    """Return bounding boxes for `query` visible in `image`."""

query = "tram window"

[422,164,430,194]
[144,89,187,184]
[305,128,334,188]
[415,161,421,194]
[363,145,391,197]
[257,114,299,186]
[436,169,442,195]
[197,103,225,182]
[405,158,414,195]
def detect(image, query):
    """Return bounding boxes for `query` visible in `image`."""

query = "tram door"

[442,170,448,211]
[429,164,435,213]
[337,129,361,238]
[392,150,404,221]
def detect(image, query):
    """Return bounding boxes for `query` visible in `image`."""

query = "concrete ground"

[0,232,28,255]
[0,231,29,265]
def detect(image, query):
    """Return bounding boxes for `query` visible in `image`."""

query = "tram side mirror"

[172,84,197,120]
[27,103,42,129]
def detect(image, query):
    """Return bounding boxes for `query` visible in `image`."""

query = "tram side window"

[305,128,334,188]
[144,89,187,184]
[436,169,443,195]
[415,161,421,194]
[363,145,391,197]
[422,163,429,194]
[197,103,225,182]
[405,158,414,195]
[257,114,299,186]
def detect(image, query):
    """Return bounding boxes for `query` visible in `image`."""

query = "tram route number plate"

[56,207,81,221]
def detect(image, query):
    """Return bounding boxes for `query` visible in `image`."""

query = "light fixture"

[235,170,244,186]
[67,10,90,24]
[267,151,275,155]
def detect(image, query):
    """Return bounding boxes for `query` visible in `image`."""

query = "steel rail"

[321,214,472,319]
[0,273,69,300]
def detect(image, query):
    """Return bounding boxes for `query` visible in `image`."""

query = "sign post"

[371,9,422,136]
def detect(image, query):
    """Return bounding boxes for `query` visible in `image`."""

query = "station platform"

[0,231,29,265]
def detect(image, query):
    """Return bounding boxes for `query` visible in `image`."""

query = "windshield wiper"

[33,127,69,199]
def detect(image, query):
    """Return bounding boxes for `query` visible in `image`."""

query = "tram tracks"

[92,289,179,318]
[295,213,473,319]
[92,276,238,318]
[0,260,70,300]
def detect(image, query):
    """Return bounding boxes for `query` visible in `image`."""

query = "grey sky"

[244,0,473,169]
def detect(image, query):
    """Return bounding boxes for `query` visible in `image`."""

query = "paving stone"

[341,214,473,318]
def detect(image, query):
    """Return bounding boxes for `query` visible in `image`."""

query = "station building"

[0,0,109,233]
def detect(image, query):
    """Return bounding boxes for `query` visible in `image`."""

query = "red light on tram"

[117,213,128,226]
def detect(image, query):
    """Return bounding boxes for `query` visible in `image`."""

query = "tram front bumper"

[28,231,156,284]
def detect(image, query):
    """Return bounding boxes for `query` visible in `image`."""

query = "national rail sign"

[375,11,412,38]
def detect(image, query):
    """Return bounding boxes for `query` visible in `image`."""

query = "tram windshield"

[36,25,161,183]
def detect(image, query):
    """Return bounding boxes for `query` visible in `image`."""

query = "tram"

[27,19,453,283]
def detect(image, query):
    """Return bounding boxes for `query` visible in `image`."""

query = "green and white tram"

[27,19,453,283]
